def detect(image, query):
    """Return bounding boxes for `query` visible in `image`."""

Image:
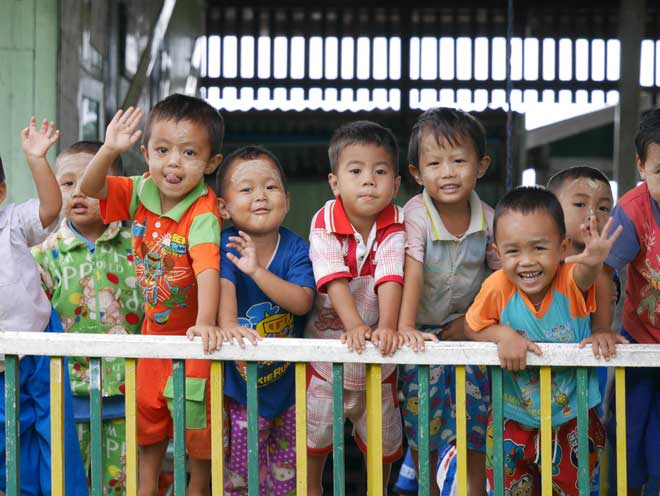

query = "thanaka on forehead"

[228,159,283,187]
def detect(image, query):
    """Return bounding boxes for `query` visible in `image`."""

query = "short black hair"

[635,108,660,163]
[0,155,4,183]
[328,121,399,174]
[216,145,287,196]
[546,166,611,195]
[408,107,487,167]
[57,140,123,176]
[143,93,225,156]
[493,186,566,240]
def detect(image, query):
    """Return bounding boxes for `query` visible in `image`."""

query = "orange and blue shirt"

[466,263,600,427]
[101,173,221,335]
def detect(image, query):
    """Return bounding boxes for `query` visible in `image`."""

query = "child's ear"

[217,197,231,220]
[492,242,501,260]
[205,153,223,175]
[328,172,339,197]
[285,191,291,213]
[559,236,571,259]
[140,145,149,161]
[636,154,646,180]
[408,164,424,186]
[477,155,491,179]
[393,175,401,197]
[0,182,6,205]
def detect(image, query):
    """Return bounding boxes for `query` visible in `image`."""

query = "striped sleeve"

[309,211,352,292]
[374,225,406,289]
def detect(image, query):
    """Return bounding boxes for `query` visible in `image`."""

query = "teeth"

[520,271,541,280]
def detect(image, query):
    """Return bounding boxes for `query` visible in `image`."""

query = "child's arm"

[372,281,403,356]
[218,278,261,348]
[579,266,628,360]
[225,231,314,315]
[465,321,542,371]
[20,117,62,228]
[398,255,438,351]
[566,216,623,292]
[186,269,221,350]
[326,279,372,353]
[80,107,142,200]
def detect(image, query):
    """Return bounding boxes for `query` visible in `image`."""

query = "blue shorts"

[0,309,88,495]
[400,364,490,452]
[607,330,660,488]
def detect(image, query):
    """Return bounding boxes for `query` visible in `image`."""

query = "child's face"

[637,142,660,204]
[328,144,400,223]
[555,177,613,250]
[495,209,569,302]
[56,152,105,230]
[218,156,289,235]
[141,118,222,212]
[409,130,489,209]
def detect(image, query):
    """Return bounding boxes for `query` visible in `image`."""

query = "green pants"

[77,418,127,494]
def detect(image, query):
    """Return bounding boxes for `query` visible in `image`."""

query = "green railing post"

[332,363,345,496]
[491,367,504,496]
[172,360,186,496]
[5,355,20,496]
[247,362,259,496]
[90,357,103,496]
[576,367,589,496]
[417,365,430,495]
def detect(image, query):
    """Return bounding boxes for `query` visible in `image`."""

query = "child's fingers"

[40,118,49,133]
[126,107,143,128]
[21,127,29,140]
[111,109,124,124]
[130,129,142,144]
[422,332,439,342]
[617,334,630,344]
[527,341,543,356]
[29,116,37,129]
[608,225,623,244]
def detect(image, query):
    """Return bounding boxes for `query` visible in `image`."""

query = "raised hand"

[21,117,60,159]
[104,107,143,153]
[564,216,623,268]
[226,231,260,276]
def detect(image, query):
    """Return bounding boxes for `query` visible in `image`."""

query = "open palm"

[564,216,622,267]
[105,107,143,153]
[21,117,59,158]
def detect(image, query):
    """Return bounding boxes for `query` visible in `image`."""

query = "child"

[602,108,660,494]
[0,118,87,494]
[80,94,224,495]
[547,167,627,378]
[465,186,622,495]
[33,141,144,493]
[304,121,404,495]
[397,107,497,496]
[191,145,316,495]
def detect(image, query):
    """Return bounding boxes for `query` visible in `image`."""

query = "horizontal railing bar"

[1,333,659,367]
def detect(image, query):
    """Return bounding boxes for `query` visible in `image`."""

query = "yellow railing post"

[125,358,138,496]
[50,357,65,496]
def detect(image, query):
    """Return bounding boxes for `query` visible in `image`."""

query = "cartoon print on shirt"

[132,219,193,324]
[235,302,295,387]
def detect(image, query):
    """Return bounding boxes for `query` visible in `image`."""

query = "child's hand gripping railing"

[2,333,659,496]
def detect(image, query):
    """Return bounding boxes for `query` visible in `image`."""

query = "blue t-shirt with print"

[221,226,316,418]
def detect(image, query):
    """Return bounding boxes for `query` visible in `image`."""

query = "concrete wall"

[0,0,58,203]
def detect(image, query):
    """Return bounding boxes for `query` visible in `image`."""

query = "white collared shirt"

[404,189,500,330]
[0,199,57,339]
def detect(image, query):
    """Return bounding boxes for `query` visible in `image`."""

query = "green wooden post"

[172,360,186,496]
[491,367,504,496]
[90,358,103,496]
[247,362,259,496]
[5,355,20,495]
[418,365,430,495]
[332,363,345,496]
[576,368,589,496]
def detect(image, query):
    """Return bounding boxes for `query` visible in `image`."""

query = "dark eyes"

[572,202,586,208]
[61,181,74,187]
